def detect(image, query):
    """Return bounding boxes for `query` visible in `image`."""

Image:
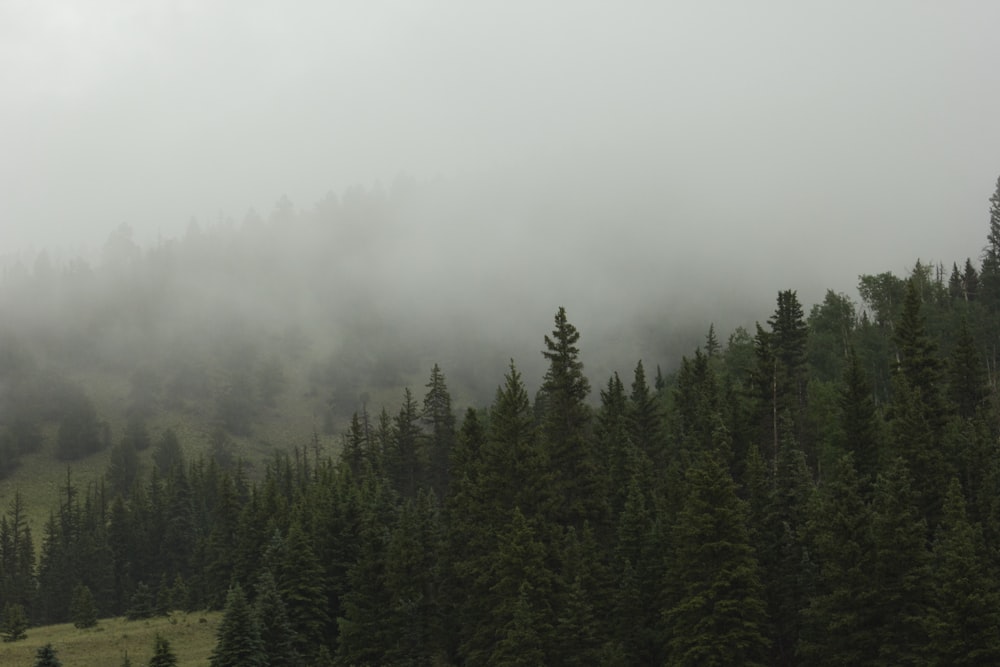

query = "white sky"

[2,1,999,300]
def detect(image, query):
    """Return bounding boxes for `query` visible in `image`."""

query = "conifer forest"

[1,177,1000,666]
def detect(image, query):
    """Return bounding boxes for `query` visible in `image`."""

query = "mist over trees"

[0,176,1000,663]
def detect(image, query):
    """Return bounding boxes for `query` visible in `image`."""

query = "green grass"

[0,612,223,667]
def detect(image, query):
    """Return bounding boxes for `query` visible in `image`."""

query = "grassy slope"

[0,612,222,667]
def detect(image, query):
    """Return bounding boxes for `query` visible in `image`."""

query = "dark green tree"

[539,307,601,529]
[978,175,1000,310]
[254,570,298,667]
[422,363,456,497]
[948,314,985,419]
[147,634,178,667]
[925,477,1000,665]
[662,450,769,666]
[489,580,547,667]
[1,601,28,642]
[838,346,881,485]
[869,458,930,665]
[275,519,329,658]
[386,388,424,499]
[627,360,664,471]
[383,491,442,665]
[33,643,61,667]
[70,583,98,629]
[210,584,265,667]
[799,454,876,664]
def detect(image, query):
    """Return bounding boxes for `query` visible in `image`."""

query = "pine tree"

[758,433,815,667]
[627,360,664,470]
[948,314,985,419]
[70,583,98,629]
[275,519,329,658]
[489,580,547,667]
[147,634,178,667]
[838,346,881,485]
[34,643,61,667]
[799,454,876,664]
[870,458,931,665]
[477,507,555,665]
[386,388,424,499]
[340,412,366,479]
[596,372,630,517]
[925,477,1000,665]
[978,175,1000,310]
[963,257,979,301]
[539,307,601,529]
[336,490,394,667]
[423,363,456,497]
[210,584,265,667]
[894,278,947,429]
[383,491,442,665]
[1,601,28,642]
[253,570,298,667]
[663,450,769,666]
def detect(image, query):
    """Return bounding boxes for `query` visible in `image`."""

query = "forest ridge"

[0,177,999,664]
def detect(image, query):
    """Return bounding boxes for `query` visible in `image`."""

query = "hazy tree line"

[1,177,1000,664]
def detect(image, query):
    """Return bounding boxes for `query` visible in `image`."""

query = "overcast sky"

[2,1,999,303]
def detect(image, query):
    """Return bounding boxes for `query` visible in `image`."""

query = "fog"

[2,1,1000,398]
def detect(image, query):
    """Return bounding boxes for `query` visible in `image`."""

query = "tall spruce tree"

[539,307,601,529]
[838,346,881,485]
[210,584,265,667]
[253,570,298,667]
[422,363,456,498]
[926,477,1000,665]
[870,458,931,665]
[662,449,769,666]
[799,454,876,664]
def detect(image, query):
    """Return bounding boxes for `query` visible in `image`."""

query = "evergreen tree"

[147,634,178,667]
[662,449,769,666]
[386,388,423,499]
[489,580,547,667]
[757,432,816,667]
[1,491,37,615]
[627,360,664,470]
[963,257,979,301]
[978,175,1000,310]
[254,570,298,667]
[383,491,442,665]
[894,278,947,429]
[423,363,456,497]
[34,643,61,667]
[476,507,555,665]
[838,346,881,485]
[70,583,98,629]
[1,601,28,642]
[767,290,810,449]
[539,307,601,529]
[926,477,1000,665]
[799,454,876,664]
[275,519,329,658]
[126,582,156,620]
[339,411,366,479]
[870,458,930,665]
[210,584,265,667]
[596,372,630,517]
[336,492,394,667]
[948,314,985,419]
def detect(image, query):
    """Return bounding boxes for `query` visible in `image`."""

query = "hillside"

[0,613,221,667]
[0,177,998,664]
